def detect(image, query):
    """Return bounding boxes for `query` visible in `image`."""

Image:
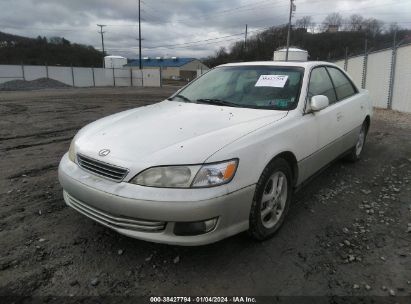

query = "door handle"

[336,112,343,121]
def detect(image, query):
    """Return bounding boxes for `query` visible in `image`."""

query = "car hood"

[75,100,287,175]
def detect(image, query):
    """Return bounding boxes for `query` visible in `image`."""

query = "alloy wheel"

[260,171,288,229]
[355,126,366,157]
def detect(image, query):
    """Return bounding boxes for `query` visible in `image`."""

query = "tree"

[388,22,400,35]
[0,31,104,66]
[295,16,313,31]
[363,18,384,37]
[49,36,63,44]
[346,14,364,31]
[203,23,411,67]
[322,13,343,32]
[216,47,228,58]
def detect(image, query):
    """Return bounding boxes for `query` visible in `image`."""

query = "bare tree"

[363,18,384,37]
[48,37,63,45]
[322,13,344,32]
[295,16,313,31]
[387,22,400,34]
[346,14,364,31]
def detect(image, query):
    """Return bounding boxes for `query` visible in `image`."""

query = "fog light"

[174,218,218,236]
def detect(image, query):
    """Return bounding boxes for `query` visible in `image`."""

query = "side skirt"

[293,146,353,193]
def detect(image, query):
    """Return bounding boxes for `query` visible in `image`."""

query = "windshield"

[170,65,304,110]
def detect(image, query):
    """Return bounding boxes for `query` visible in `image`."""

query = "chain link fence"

[334,41,411,113]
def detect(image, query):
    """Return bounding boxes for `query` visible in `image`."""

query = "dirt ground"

[0,87,410,298]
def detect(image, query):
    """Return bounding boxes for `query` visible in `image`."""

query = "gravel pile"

[0,78,71,91]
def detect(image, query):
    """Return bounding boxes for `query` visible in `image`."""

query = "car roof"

[218,61,336,69]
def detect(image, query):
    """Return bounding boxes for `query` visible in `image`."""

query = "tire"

[249,158,293,241]
[345,121,368,162]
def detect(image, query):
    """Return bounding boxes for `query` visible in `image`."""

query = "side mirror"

[310,95,329,111]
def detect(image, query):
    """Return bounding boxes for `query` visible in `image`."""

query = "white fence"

[334,43,411,113]
[0,64,161,87]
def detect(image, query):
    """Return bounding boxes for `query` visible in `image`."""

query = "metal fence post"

[92,67,96,87]
[130,68,133,87]
[159,67,162,88]
[361,39,368,89]
[112,67,116,87]
[21,62,25,80]
[387,31,398,110]
[344,47,348,71]
[45,62,49,79]
[71,64,75,87]
[141,69,144,87]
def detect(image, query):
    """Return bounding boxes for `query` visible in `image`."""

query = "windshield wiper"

[196,98,241,108]
[168,94,192,103]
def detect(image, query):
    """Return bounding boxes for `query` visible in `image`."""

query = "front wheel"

[249,158,292,241]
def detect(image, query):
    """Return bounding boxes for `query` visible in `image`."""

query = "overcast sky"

[1,0,410,59]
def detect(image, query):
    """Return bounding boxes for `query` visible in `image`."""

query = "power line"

[132,28,267,50]
[97,17,411,53]
[138,0,283,25]
[140,0,160,16]
[107,26,272,51]
[295,0,407,16]
[105,36,245,52]
[140,8,159,20]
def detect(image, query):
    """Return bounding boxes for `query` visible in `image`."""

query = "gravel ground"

[0,87,410,298]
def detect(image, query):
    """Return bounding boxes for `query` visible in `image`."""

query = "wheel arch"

[267,151,299,187]
[364,115,371,130]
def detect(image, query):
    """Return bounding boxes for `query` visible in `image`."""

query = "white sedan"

[58,61,372,245]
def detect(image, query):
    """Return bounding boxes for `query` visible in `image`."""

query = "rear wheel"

[346,122,368,162]
[249,158,292,241]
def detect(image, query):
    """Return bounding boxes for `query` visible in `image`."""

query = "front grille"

[77,154,128,182]
[65,192,166,232]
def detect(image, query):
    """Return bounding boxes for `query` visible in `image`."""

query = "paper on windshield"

[255,75,288,88]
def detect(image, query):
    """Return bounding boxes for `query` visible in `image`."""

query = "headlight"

[68,139,76,162]
[191,159,238,188]
[131,165,201,188]
[130,159,238,188]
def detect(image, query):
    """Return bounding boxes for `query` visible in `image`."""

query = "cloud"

[1,0,410,59]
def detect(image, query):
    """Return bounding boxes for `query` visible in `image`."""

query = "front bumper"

[58,153,255,246]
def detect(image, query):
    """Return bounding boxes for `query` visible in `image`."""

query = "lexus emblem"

[98,149,110,157]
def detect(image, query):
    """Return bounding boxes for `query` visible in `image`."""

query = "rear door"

[326,66,365,151]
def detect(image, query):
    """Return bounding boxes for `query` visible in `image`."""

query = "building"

[104,55,127,69]
[326,25,339,33]
[125,57,209,81]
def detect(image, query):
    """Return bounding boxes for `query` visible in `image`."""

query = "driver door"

[299,66,344,181]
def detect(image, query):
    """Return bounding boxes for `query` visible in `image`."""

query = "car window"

[326,67,357,101]
[308,67,337,104]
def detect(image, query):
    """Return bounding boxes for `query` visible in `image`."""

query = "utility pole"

[97,24,106,68]
[285,0,296,61]
[138,0,142,70]
[244,24,248,52]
